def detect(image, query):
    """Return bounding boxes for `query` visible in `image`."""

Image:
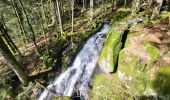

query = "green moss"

[91,74,131,100]
[124,35,130,47]
[119,50,138,67]
[152,66,170,99]
[117,49,156,95]
[118,50,147,71]
[92,46,167,99]
[111,8,131,24]
[99,30,123,73]
[141,41,160,67]
[124,32,137,47]
[98,15,129,73]
[93,10,169,99]
[93,50,150,99]
[146,43,160,67]
[92,72,143,99]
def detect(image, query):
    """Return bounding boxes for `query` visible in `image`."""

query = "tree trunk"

[11,0,27,45]
[105,0,107,13]
[151,0,163,19]
[82,0,85,12]
[48,0,56,27]
[131,0,140,16]
[101,0,104,22]
[0,36,29,86]
[66,0,72,19]
[36,7,49,54]
[111,0,114,11]
[56,0,63,36]
[40,0,49,53]
[90,0,93,22]
[136,0,140,11]
[124,0,127,7]
[0,16,22,56]
[19,0,40,54]
[71,0,74,33]
[59,0,63,18]
[168,0,170,11]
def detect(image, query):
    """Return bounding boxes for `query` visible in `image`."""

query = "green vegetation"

[92,3,170,99]
[98,9,130,73]
[0,0,169,99]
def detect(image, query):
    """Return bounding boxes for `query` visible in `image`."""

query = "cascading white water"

[38,23,110,100]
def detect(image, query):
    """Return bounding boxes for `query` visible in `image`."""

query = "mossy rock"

[91,74,115,99]
[93,10,169,99]
[98,8,132,74]
[98,21,128,73]
[117,50,157,95]
[98,30,123,73]
[111,8,131,24]
[91,74,135,100]
[92,73,143,99]
[146,43,160,67]
[93,50,159,99]
[93,48,170,99]
[93,40,169,98]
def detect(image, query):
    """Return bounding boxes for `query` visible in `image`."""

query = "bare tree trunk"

[131,0,140,16]
[101,0,104,22]
[168,0,170,11]
[19,0,40,54]
[105,0,107,13]
[0,36,29,86]
[2,35,16,53]
[124,0,127,7]
[90,0,93,22]
[56,0,63,36]
[151,0,163,19]
[82,0,85,12]
[11,0,27,45]
[66,0,72,19]
[40,0,50,53]
[0,15,22,56]
[71,0,74,33]
[36,7,49,54]
[59,0,64,18]
[111,0,114,11]
[48,0,56,27]
[135,0,140,12]
[114,0,117,8]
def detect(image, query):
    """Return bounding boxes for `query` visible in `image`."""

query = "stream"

[38,23,110,100]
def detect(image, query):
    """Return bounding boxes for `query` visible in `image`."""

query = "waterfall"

[38,23,110,100]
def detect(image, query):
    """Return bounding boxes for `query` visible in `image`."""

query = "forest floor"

[0,4,114,75]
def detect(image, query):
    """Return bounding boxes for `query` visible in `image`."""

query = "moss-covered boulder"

[91,74,132,100]
[92,49,170,99]
[92,18,170,99]
[98,23,127,73]
[93,50,152,99]
[98,8,131,73]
